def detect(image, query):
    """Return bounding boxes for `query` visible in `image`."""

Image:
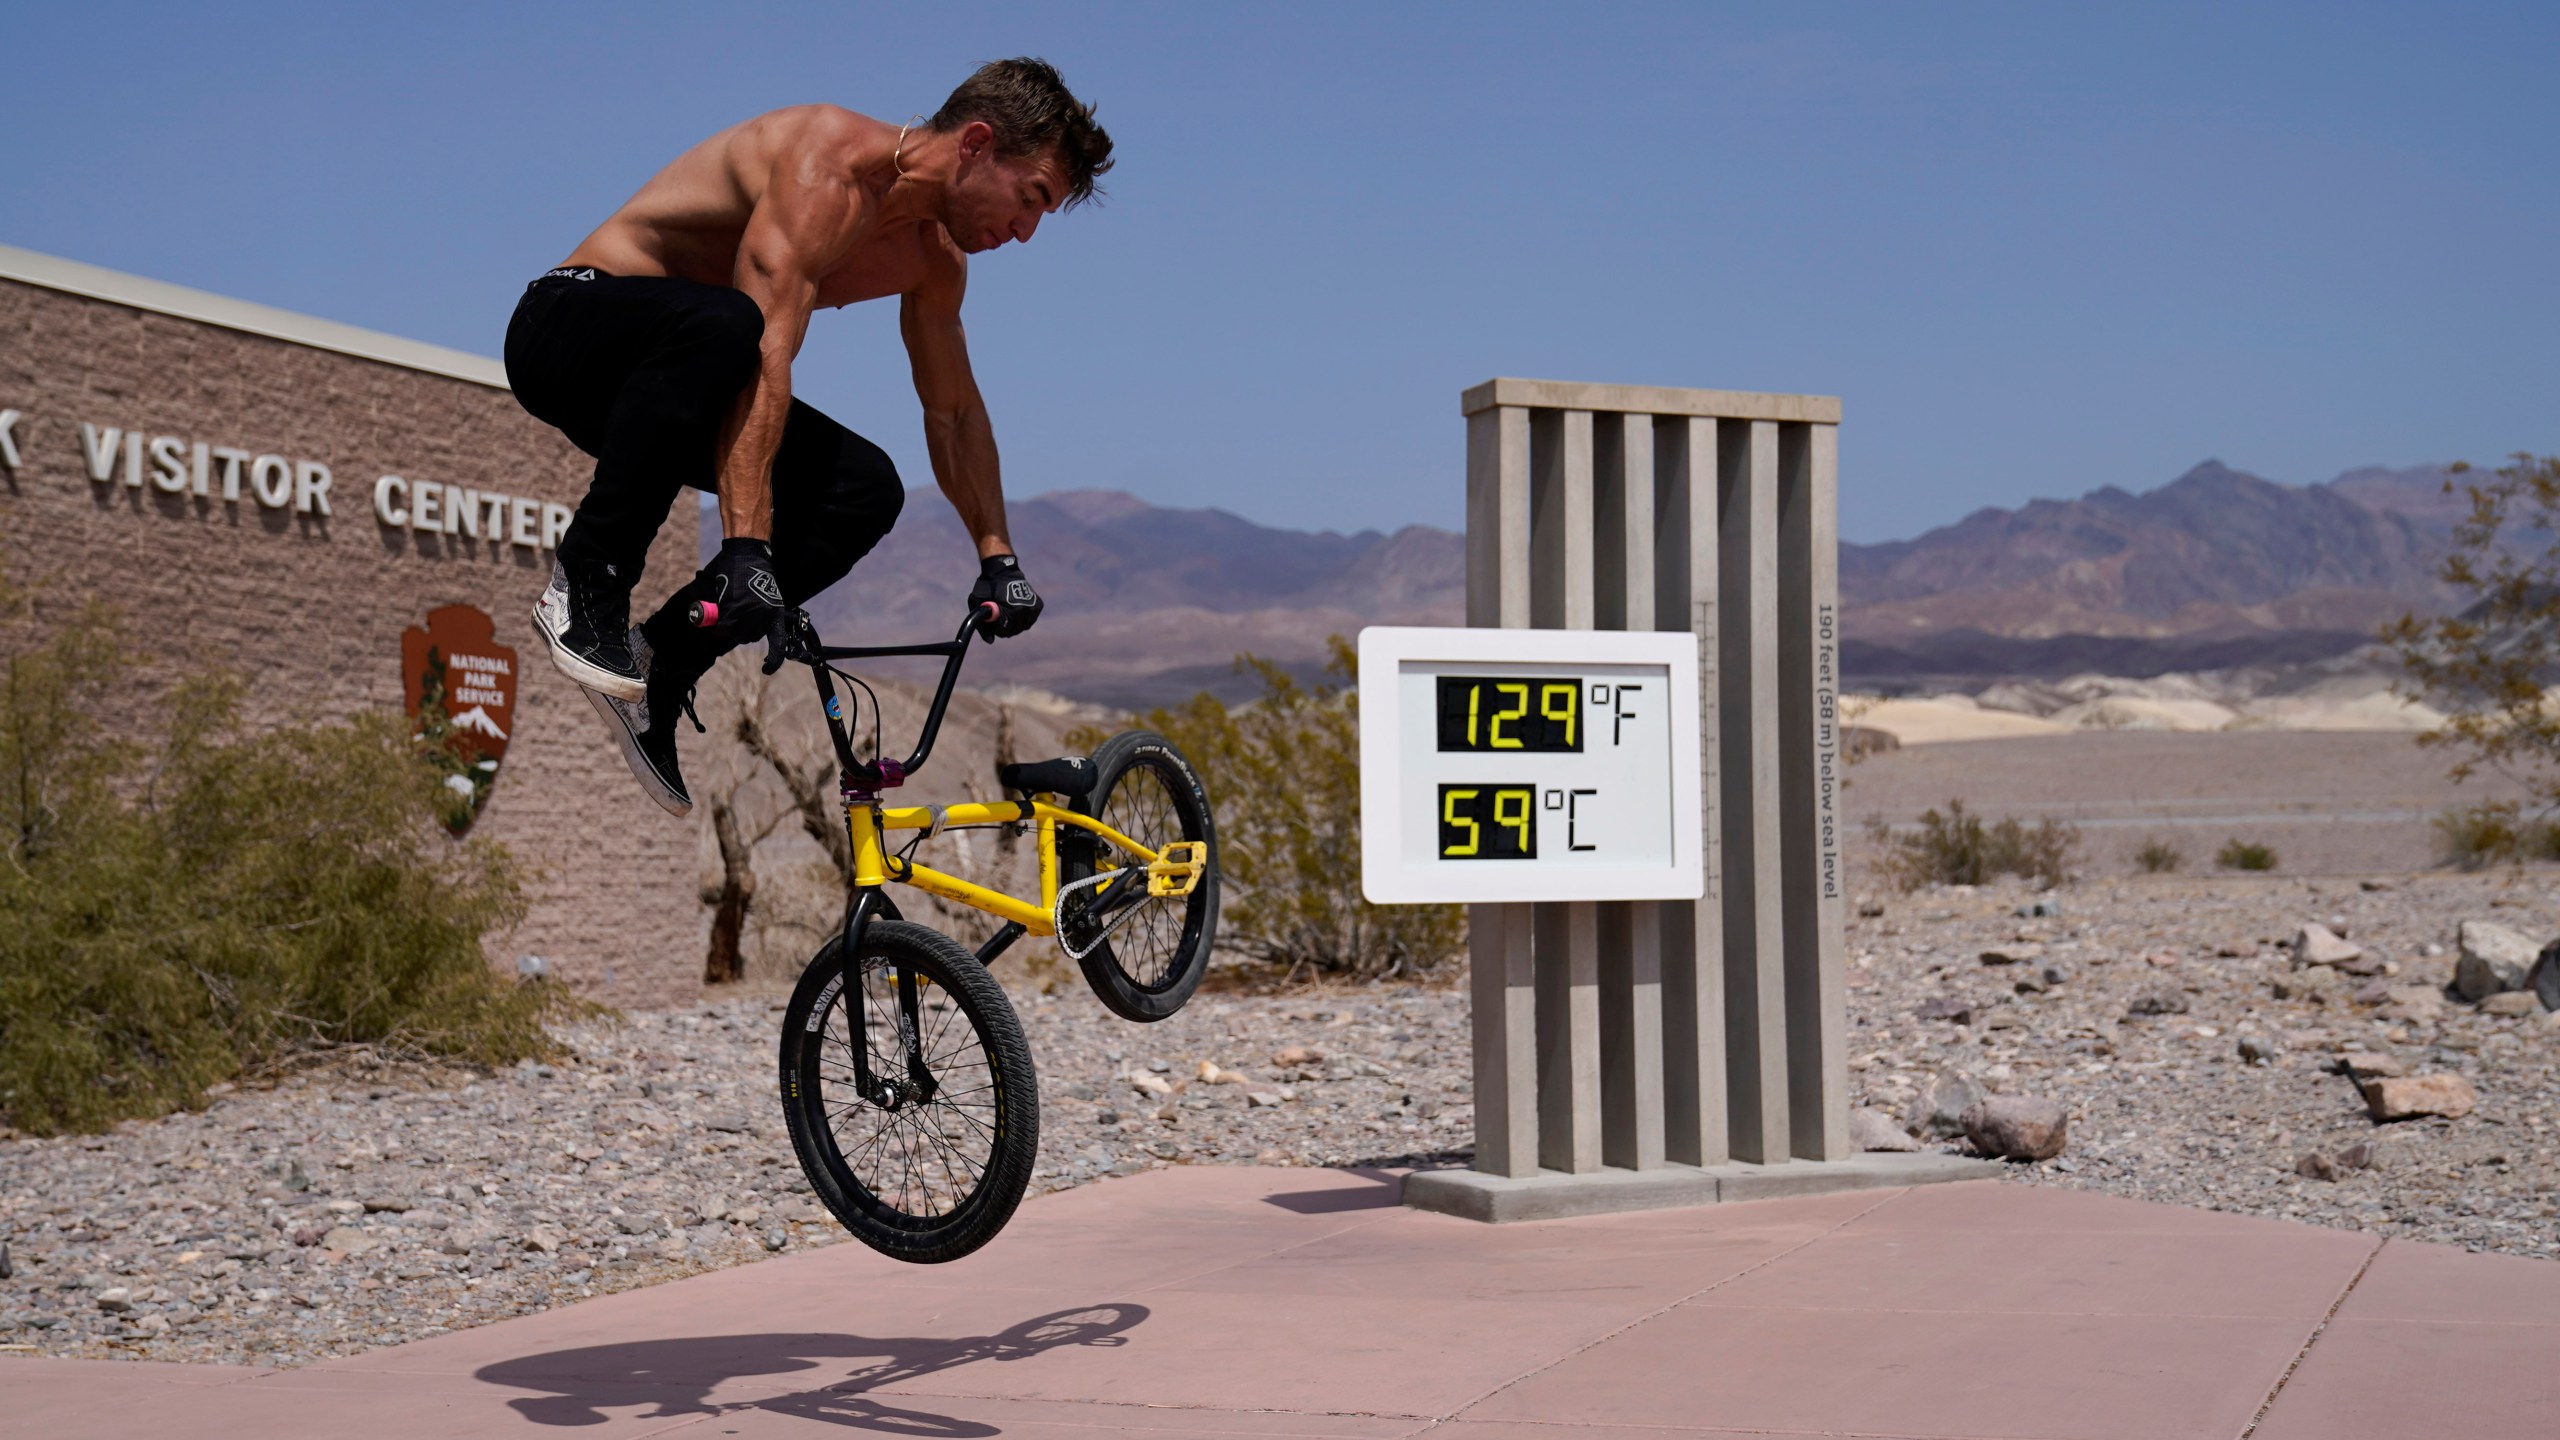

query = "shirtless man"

[509,58,1112,816]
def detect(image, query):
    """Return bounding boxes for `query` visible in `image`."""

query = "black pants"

[504,269,905,690]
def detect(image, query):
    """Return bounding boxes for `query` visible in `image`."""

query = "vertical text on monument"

[1815,598,1840,901]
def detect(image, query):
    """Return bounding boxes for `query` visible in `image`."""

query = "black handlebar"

[773,604,1000,790]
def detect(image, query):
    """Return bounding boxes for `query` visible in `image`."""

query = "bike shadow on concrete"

[472,1302,1147,1435]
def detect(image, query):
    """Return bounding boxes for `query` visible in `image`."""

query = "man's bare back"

[562,107,950,313]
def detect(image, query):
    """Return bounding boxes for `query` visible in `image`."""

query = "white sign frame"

[1358,625,1704,905]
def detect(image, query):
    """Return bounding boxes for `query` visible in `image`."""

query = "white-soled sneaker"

[532,559,645,702]
[584,675,693,819]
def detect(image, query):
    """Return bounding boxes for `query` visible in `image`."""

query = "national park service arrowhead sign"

[402,604,517,834]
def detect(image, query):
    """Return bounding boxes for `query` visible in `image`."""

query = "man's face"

[947,136,1068,255]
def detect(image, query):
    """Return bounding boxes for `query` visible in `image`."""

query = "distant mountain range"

[1841,461,2470,687]
[708,460,2480,707]
[786,488,1465,709]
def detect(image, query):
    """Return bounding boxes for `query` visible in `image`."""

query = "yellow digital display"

[1436,676,1581,753]
[1438,784,1536,860]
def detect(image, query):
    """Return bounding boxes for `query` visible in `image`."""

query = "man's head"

[927,57,1113,253]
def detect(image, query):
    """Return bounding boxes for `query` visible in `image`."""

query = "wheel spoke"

[937,1099,1000,1147]
[790,930,1031,1245]
[799,952,1007,1221]
[1088,756,1205,991]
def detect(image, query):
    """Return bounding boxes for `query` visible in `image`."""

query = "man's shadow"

[475,1302,1148,1435]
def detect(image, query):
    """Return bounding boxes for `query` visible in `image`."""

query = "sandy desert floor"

[1846,728,2535,876]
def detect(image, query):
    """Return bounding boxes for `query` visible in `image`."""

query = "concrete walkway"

[6,1167,2554,1438]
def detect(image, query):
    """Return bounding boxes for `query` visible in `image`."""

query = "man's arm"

[900,262,1014,560]
[719,115,864,542]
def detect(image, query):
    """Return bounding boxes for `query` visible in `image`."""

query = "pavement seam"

[778,1388,1436,1420]
[1123,1203,1412,1295]
[1391,1420,2082,1438]
[1412,1186,1916,1433]
[2270,1314,2560,1330]
[2236,1233,2385,1439]
[620,1386,1440,1437]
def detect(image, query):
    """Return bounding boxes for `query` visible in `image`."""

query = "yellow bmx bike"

[748,603,1219,1263]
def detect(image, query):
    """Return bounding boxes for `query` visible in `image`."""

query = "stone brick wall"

[0,277,703,1009]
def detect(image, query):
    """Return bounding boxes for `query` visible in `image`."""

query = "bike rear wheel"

[1059,729,1219,1022]
[778,920,1038,1264]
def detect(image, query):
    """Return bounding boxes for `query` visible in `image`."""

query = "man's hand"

[694,538,786,639]
[969,554,1042,641]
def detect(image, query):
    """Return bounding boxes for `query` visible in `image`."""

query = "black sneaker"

[585,628,695,817]
[533,559,645,701]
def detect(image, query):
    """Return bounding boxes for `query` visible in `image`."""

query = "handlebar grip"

[687,600,720,629]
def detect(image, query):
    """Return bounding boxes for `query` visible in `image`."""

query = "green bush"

[2134,838,2185,874]
[0,581,567,1135]
[1865,799,2078,891]
[2215,838,2280,872]
[1107,639,1465,981]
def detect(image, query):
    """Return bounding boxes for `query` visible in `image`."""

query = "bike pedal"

[1146,841,1208,897]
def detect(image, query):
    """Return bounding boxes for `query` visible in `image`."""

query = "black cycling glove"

[968,553,1043,641]
[694,537,785,639]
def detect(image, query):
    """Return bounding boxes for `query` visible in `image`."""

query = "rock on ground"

[1850,1107,1921,1152]
[1961,1095,2069,1161]
[1908,1072,1983,1138]
[2293,923,2363,967]
[2531,941,2560,1012]
[2456,920,2541,1000]
[2362,1073,2479,1122]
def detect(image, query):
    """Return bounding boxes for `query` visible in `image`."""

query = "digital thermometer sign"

[1435,676,1582,753]
[1359,627,1704,904]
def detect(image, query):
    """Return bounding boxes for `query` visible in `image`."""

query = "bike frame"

[775,607,1182,1107]
[784,608,1169,939]
[856,799,1160,937]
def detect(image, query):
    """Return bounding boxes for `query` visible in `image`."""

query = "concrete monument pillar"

[1409,379,1978,1222]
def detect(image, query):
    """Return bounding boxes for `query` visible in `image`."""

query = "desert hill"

[1842,460,2473,687]
[1843,460,2459,646]
[695,459,2478,706]
[778,487,1464,710]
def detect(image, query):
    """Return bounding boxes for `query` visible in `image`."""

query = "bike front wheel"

[777,920,1039,1264]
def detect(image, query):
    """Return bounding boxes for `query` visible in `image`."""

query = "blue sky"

[6,2,2555,543]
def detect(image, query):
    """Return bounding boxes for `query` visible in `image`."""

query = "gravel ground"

[5,866,2554,1368]
[1845,870,2560,1259]
[0,982,1468,1366]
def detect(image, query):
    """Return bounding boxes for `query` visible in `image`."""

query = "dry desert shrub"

[2215,838,2280,871]
[2134,838,2185,873]
[2432,801,2560,870]
[2388,454,2560,827]
[1865,798,2079,891]
[0,577,566,1135]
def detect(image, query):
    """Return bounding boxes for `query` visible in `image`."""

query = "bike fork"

[837,889,936,1108]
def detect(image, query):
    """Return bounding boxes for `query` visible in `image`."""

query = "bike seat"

[997,756,1096,798]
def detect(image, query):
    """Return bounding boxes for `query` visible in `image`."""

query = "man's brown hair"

[930,57,1113,208]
